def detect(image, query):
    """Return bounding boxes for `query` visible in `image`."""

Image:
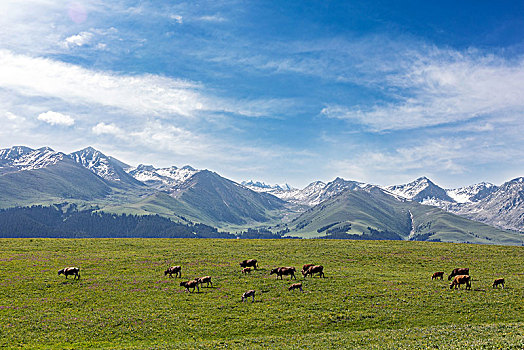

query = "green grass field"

[0,239,522,349]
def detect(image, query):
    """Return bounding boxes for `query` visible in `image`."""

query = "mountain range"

[0,145,522,244]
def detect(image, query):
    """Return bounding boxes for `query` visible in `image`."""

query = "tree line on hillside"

[0,205,234,238]
[0,205,304,239]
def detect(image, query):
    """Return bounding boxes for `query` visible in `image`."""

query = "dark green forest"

[0,205,234,238]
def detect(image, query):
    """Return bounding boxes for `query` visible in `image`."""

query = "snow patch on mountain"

[69,147,124,181]
[126,164,199,189]
[452,177,524,232]
[446,182,498,203]
[242,180,295,192]
[243,177,365,206]
[0,146,33,164]
[0,146,65,172]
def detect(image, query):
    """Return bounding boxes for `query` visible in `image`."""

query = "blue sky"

[1,1,523,188]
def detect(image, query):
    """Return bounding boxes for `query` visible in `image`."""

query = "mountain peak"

[36,146,55,153]
[386,176,451,203]
[0,146,34,162]
[69,147,135,183]
[0,146,64,171]
[79,146,100,154]
[125,163,199,189]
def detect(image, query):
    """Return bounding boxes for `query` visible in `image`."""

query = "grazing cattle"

[448,268,469,280]
[302,264,315,275]
[196,276,213,288]
[288,283,303,292]
[180,280,200,293]
[270,267,296,279]
[242,268,251,274]
[58,267,80,280]
[449,275,471,290]
[164,266,182,278]
[303,265,325,278]
[492,278,505,288]
[432,271,444,280]
[242,290,256,303]
[240,259,258,269]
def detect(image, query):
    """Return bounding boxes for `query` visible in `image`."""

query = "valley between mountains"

[0,146,522,245]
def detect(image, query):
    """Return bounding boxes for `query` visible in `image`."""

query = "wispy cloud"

[197,15,226,22]
[322,50,524,132]
[0,50,293,120]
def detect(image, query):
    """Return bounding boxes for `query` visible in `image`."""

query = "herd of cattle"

[56,259,325,302]
[431,267,505,290]
[57,261,506,302]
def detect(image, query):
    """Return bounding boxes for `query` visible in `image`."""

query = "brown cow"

[164,266,181,278]
[302,264,315,275]
[492,278,505,288]
[303,265,325,278]
[449,275,471,290]
[58,267,80,280]
[196,276,212,288]
[288,282,303,292]
[432,271,444,280]
[242,268,252,274]
[270,267,296,279]
[448,268,469,280]
[180,280,200,293]
[242,290,256,303]
[240,259,258,270]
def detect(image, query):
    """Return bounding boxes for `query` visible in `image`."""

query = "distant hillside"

[167,170,285,226]
[0,152,112,207]
[287,186,523,245]
[104,170,287,228]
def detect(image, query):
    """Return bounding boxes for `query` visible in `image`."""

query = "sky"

[1,1,524,189]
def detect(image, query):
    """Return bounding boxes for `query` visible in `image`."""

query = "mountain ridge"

[1,145,522,242]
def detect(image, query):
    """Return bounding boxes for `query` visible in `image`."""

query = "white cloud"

[37,111,74,126]
[63,32,94,48]
[0,50,287,119]
[92,122,123,136]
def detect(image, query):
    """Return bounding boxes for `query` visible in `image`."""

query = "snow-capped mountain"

[0,146,65,173]
[385,177,453,203]
[447,182,498,203]
[70,147,127,182]
[244,177,365,206]
[0,146,33,166]
[1,144,522,233]
[126,164,199,190]
[453,178,524,232]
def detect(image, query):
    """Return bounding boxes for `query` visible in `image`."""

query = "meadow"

[0,238,522,349]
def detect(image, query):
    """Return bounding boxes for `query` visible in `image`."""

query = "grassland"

[0,239,522,349]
